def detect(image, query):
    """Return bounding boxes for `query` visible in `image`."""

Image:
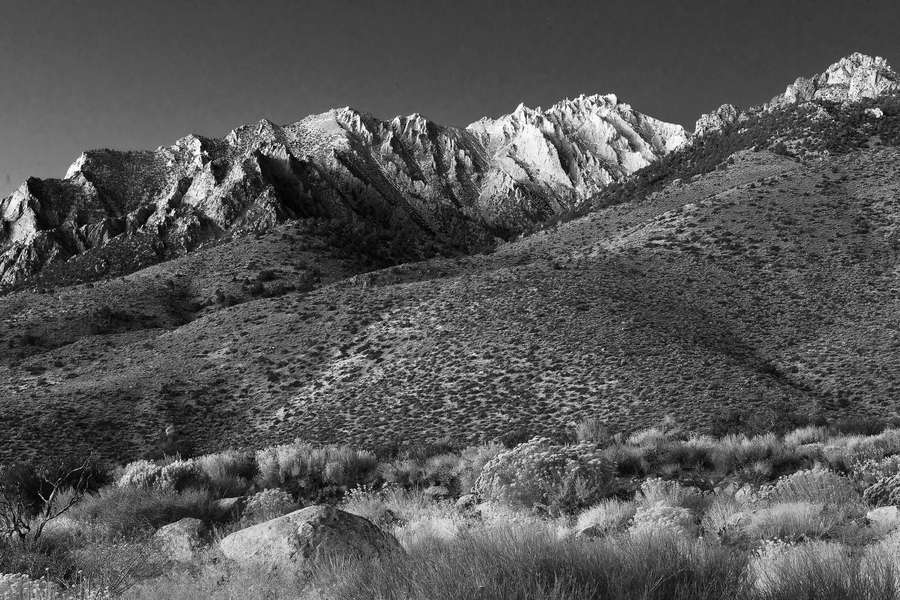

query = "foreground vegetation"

[2,416,900,598]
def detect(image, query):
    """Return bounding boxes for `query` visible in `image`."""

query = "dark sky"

[1,0,899,196]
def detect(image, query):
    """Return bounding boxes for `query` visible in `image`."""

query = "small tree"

[0,456,105,542]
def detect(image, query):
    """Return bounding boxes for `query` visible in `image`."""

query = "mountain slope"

[1,53,898,463]
[0,97,686,289]
[2,142,897,462]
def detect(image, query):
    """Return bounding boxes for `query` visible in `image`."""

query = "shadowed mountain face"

[0,54,898,463]
[0,96,687,289]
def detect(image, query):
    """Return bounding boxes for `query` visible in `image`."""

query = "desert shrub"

[862,473,900,507]
[395,513,464,547]
[472,438,616,513]
[709,433,810,480]
[390,494,467,548]
[630,504,699,537]
[0,535,77,584]
[119,561,302,600]
[240,488,299,525]
[255,441,378,499]
[422,454,462,491]
[711,434,780,471]
[748,539,896,599]
[454,443,505,493]
[829,417,894,436]
[861,530,900,593]
[496,426,535,449]
[860,429,900,458]
[194,450,257,496]
[310,524,746,600]
[702,495,748,540]
[851,455,900,489]
[0,572,62,598]
[573,417,612,444]
[824,429,900,470]
[67,487,215,537]
[637,478,709,513]
[657,437,716,473]
[70,538,166,595]
[379,458,426,488]
[343,487,465,545]
[783,425,830,446]
[574,499,636,536]
[761,467,860,506]
[602,443,649,477]
[117,460,163,489]
[341,487,402,529]
[156,459,207,493]
[627,427,671,448]
[740,501,845,542]
[398,437,459,462]
[0,457,109,542]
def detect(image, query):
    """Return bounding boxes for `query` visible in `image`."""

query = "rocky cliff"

[0,97,687,288]
[770,52,900,107]
[693,53,899,138]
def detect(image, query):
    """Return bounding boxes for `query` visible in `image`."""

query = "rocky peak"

[693,103,741,137]
[769,52,900,107]
[1,92,686,288]
[467,93,687,202]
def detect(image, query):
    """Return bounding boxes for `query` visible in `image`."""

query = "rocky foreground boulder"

[219,505,402,568]
[152,517,207,563]
[0,573,60,597]
[866,506,900,530]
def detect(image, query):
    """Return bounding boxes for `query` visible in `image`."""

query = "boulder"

[455,493,479,511]
[863,473,900,507]
[423,485,451,499]
[219,505,402,568]
[0,574,59,598]
[574,523,606,539]
[211,496,247,521]
[867,505,900,530]
[152,517,207,563]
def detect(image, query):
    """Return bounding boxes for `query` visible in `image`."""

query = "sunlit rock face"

[691,53,899,142]
[0,95,685,287]
[769,52,900,107]
[693,104,741,138]
[467,94,687,226]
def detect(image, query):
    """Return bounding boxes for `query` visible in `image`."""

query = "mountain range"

[0,93,686,289]
[1,52,898,462]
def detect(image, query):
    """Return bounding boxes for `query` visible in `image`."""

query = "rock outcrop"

[0,574,60,598]
[691,53,899,141]
[219,505,402,568]
[152,517,207,563]
[769,52,900,107]
[866,506,900,530]
[467,94,687,216]
[694,103,741,137]
[0,95,686,288]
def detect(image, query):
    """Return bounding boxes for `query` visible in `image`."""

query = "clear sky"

[1,0,898,196]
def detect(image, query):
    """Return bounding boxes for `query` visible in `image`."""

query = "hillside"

[2,137,898,462]
[1,53,899,464]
